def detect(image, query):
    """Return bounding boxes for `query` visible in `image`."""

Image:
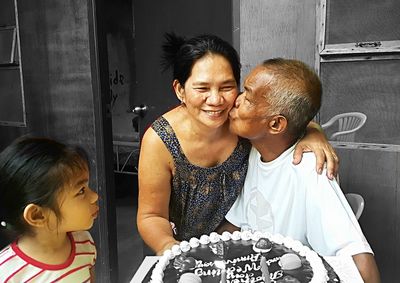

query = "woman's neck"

[178,108,231,142]
[165,106,238,167]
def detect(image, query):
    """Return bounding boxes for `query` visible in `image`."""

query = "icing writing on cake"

[193,254,284,282]
[149,231,330,283]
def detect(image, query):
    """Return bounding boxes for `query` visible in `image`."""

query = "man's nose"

[235,94,244,107]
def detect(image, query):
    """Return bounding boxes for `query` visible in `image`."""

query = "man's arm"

[352,253,381,283]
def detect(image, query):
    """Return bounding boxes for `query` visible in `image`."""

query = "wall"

[0,0,117,282]
[0,0,98,148]
[336,144,400,282]
[237,0,316,82]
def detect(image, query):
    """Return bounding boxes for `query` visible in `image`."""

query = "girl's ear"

[23,204,48,228]
[172,79,185,104]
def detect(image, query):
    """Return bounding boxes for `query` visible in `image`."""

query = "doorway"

[102,0,234,281]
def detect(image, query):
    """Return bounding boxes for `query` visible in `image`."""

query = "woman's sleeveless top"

[151,116,251,240]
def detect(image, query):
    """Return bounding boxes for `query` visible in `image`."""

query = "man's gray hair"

[261,58,322,139]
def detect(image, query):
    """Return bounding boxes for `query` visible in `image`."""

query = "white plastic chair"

[321,112,367,142]
[345,193,365,220]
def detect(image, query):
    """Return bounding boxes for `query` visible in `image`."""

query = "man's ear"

[268,115,287,134]
[23,204,48,228]
[172,79,185,104]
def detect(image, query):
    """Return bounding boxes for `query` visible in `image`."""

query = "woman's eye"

[221,86,235,91]
[195,87,208,92]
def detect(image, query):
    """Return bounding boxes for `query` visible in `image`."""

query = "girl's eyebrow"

[75,178,89,187]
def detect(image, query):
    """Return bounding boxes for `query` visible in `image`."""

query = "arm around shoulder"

[293,121,339,180]
[137,128,179,255]
[352,253,381,283]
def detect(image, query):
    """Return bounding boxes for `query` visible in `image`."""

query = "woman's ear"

[23,204,48,228]
[172,79,185,104]
[268,115,288,134]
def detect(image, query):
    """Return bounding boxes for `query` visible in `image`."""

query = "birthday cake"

[148,230,339,283]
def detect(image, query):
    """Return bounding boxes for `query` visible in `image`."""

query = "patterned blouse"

[151,116,251,240]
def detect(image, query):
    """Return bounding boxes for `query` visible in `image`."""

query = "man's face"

[229,66,274,140]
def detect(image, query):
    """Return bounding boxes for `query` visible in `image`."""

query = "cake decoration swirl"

[209,232,221,243]
[231,230,241,241]
[220,231,231,242]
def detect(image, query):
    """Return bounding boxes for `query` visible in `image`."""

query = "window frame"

[316,0,400,63]
[0,0,26,127]
[0,26,18,65]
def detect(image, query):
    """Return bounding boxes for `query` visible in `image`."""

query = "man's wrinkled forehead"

[244,66,274,93]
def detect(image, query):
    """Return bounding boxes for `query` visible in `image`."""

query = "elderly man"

[223,58,380,283]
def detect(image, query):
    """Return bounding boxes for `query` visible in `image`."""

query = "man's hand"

[293,122,339,180]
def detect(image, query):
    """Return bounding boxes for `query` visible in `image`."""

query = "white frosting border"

[150,231,329,283]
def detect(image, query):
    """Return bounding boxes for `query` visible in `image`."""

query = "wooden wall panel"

[238,0,316,81]
[335,145,400,282]
[17,0,94,143]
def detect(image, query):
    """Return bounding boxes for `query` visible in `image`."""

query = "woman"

[137,33,338,255]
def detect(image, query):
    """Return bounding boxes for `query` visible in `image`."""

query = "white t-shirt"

[226,145,373,257]
[0,230,96,282]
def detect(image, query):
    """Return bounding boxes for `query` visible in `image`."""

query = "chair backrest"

[321,112,367,142]
[345,193,365,220]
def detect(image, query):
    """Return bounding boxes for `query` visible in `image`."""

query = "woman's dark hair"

[161,32,241,86]
[0,136,89,236]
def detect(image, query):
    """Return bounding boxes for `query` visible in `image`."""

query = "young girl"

[0,137,98,282]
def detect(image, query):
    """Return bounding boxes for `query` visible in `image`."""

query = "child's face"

[52,169,99,232]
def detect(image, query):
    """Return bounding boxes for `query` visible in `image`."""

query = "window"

[0,27,18,65]
[0,0,26,127]
[317,0,400,145]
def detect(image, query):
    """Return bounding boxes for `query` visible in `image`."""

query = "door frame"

[88,0,119,282]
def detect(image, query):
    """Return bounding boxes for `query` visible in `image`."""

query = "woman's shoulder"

[144,108,185,147]
[143,117,174,148]
[141,116,178,165]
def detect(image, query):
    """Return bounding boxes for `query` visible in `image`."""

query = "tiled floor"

[115,173,144,283]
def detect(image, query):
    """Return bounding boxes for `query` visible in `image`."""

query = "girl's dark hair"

[161,32,241,86]
[0,136,89,236]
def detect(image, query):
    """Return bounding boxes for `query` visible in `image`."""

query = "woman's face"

[175,54,238,129]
